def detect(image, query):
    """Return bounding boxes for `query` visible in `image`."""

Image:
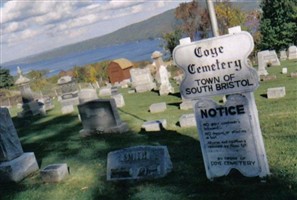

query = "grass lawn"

[1,59,297,200]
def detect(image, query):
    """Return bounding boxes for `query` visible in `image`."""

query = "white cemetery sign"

[195,94,269,179]
[173,31,270,180]
[173,31,259,99]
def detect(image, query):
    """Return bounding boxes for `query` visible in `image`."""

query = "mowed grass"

[1,59,297,200]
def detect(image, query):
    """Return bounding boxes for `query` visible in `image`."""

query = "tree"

[162,29,182,57]
[175,1,210,40]
[0,67,14,89]
[215,1,247,35]
[259,0,297,51]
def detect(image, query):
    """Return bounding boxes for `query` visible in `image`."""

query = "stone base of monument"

[141,119,167,131]
[40,163,69,183]
[135,83,156,93]
[79,122,129,136]
[0,152,39,183]
[179,114,196,128]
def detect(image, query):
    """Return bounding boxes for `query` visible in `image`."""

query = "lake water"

[3,38,167,77]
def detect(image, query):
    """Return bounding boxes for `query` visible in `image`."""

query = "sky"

[0,0,192,64]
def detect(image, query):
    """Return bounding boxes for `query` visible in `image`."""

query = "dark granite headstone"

[78,99,128,135]
[0,108,23,162]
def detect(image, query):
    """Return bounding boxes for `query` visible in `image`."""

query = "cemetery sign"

[173,31,259,99]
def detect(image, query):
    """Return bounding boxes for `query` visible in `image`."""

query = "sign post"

[173,31,270,180]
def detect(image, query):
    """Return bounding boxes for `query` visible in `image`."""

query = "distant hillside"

[6,1,259,65]
[10,9,177,65]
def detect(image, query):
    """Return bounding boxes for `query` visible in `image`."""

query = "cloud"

[1,0,184,63]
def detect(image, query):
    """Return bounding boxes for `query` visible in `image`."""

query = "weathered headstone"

[107,145,172,181]
[149,102,167,113]
[158,65,174,96]
[78,99,128,136]
[282,68,288,74]
[99,87,111,96]
[141,119,167,131]
[257,51,269,76]
[179,113,196,128]
[173,31,270,180]
[130,68,156,93]
[112,93,125,108]
[290,72,297,78]
[40,163,69,183]
[78,88,98,104]
[179,98,193,110]
[260,75,277,81]
[267,87,286,99]
[57,76,79,114]
[264,50,280,66]
[0,108,39,182]
[288,45,297,60]
[280,50,287,60]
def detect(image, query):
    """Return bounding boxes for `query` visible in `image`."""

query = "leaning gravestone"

[173,31,270,180]
[78,99,128,136]
[288,45,297,60]
[0,107,39,182]
[107,145,172,181]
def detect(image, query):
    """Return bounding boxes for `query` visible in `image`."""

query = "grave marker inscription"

[107,145,172,181]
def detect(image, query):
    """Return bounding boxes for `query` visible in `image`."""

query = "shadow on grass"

[1,113,296,200]
[261,94,268,98]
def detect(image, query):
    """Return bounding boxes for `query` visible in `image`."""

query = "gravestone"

[264,50,280,66]
[179,113,196,128]
[78,88,98,104]
[288,45,297,60]
[40,163,69,183]
[130,68,156,93]
[260,75,277,81]
[280,50,287,60]
[57,76,79,114]
[99,87,111,96]
[0,108,39,182]
[149,102,167,113]
[282,68,288,74]
[107,145,172,181]
[78,99,128,136]
[290,72,297,78]
[141,119,167,132]
[39,97,55,111]
[15,67,42,117]
[112,93,125,108]
[267,87,286,99]
[257,51,269,76]
[179,98,193,110]
[173,31,270,180]
[158,65,174,96]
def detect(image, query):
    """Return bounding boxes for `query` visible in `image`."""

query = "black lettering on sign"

[200,105,245,118]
